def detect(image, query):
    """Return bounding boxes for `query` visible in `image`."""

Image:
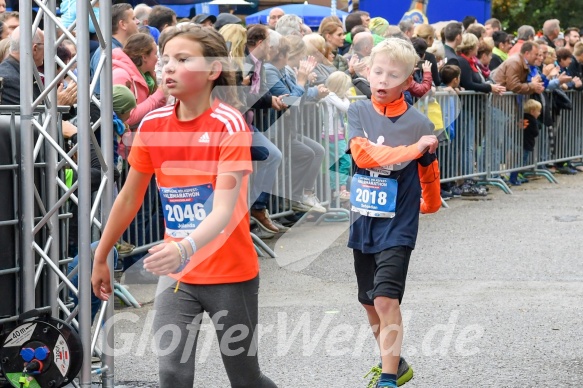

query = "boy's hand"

[417,135,438,154]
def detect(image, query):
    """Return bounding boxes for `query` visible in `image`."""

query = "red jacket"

[407,71,433,98]
[112,48,166,128]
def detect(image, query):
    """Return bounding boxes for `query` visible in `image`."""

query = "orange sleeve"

[418,159,441,214]
[127,128,155,174]
[349,137,423,169]
[217,129,253,176]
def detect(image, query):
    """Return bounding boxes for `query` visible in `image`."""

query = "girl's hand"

[242,75,251,86]
[92,260,112,301]
[143,242,182,276]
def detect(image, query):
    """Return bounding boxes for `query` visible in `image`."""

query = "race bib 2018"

[350,174,397,218]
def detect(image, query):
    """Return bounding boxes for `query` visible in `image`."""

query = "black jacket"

[458,55,492,93]
[444,44,460,66]
[523,112,539,151]
[489,54,503,71]
[0,56,41,105]
[565,55,583,90]
[542,35,556,49]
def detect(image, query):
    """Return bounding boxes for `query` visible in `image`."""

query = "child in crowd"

[347,38,440,388]
[91,25,277,388]
[509,99,542,185]
[439,64,462,93]
[323,71,352,201]
[437,65,462,143]
[112,84,136,174]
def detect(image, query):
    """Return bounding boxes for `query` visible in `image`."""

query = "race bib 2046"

[159,184,214,238]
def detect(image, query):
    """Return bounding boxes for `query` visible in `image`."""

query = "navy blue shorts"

[353,246,412,306]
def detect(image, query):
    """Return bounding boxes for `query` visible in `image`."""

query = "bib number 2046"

[165,203,207,222]
[354,188,388,206]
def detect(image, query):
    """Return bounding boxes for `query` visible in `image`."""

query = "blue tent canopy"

[245,4,348,28]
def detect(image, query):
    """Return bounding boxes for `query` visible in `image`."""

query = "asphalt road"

[100,172,583,387]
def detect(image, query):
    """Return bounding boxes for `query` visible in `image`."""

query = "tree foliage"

[492,0,583,34]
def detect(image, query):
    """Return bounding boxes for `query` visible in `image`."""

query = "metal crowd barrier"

[418,90,567,196]
[553,90,583,165]
[117,89,583,259]
[299,101,350,224]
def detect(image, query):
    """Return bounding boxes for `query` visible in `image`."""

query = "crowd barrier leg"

[251,233,277,257]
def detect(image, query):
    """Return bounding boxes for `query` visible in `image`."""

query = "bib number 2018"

[165,203,207,222]
[354,188,388,206]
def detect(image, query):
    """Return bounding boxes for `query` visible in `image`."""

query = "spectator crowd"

[3,4,583,255]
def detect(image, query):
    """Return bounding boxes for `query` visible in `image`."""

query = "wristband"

[183,236,197,256]
[171,241,189,274]
[171,241,186,264]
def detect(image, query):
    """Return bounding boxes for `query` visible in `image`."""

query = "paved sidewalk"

[104,173,583,387]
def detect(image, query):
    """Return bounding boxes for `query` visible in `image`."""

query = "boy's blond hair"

[524,99,542,114]
[370,37,417,75]
[325,71,353,98]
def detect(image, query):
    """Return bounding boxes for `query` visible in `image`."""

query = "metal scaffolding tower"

[15,0,114,385]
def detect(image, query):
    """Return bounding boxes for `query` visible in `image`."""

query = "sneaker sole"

[250,216,278,234]
[397,365,413,386]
